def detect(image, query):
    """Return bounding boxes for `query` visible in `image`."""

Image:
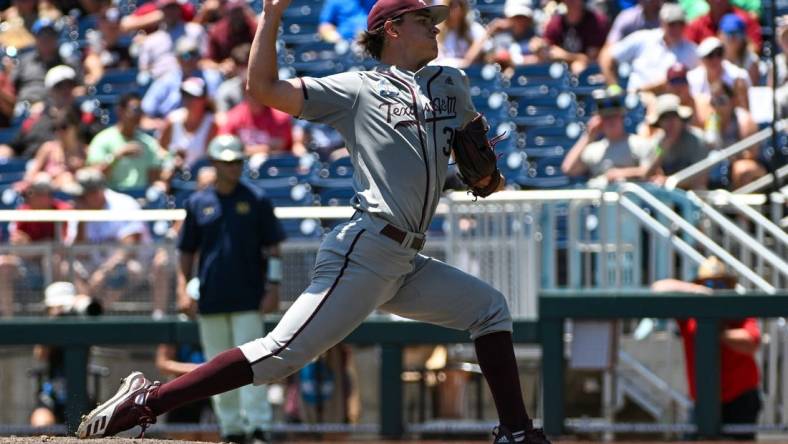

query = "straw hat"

[693,256,737,287]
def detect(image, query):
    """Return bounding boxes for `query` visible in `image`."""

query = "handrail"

[618,350,693,411]
[734,164,788,194]
[0,191,608,223]
[618,195,706,265]
[707,190,788,250]
[664,119,787,191]
[685,191,788,278]
[619,183,775,292]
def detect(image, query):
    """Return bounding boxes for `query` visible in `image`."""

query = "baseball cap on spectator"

[73,168,107,196]
[44,282,77,309]
[26,172,55,194]
[176,37,201,60]
[32,18,58,36]
[592,87,625,116]
[659,3,685,23]
[719,13,745,36]
[208,135,245,162]
[44,65,77,89]
[181,77,206,98]
[647,93,692,124]
[666,63,688,83]
[697,36,723,57]
[504,0,533,18]
[367,0,449,31]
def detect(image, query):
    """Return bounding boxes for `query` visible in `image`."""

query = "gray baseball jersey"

[239,64,512,385]
[298,64,478,233]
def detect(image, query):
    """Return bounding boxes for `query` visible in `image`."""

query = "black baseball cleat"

[492,424,552,444]
[77,371,160,439]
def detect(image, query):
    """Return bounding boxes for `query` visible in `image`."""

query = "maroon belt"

[380,224,425,250]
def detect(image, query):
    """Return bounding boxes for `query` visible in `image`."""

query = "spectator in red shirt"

[0,173,73,317]
[220,94,301,166]
[684,0,761,52]
[543,0,610,73]
[205,0,256,75]
[652,256,762,440]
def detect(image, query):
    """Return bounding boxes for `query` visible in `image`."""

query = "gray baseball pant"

[239,212,512,384]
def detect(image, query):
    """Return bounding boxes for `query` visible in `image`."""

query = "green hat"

[208,135,245,162]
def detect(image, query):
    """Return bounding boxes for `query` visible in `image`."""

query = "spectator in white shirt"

[601,3,698,91]
[688,37,750,109]
[72,169,171,317]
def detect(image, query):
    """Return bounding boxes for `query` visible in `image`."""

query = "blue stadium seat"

[0,186,22,242]
[281,218,324,239]
[319,186,355,206]
[249,154,311,180]
[0,126,20,145]
[525,123,583,148]
[516,156,571,189]
[0,158,27,174]
[280,22,320,45]
[254,182,316,206]
[0,171,24,186]
[170,179,197,208]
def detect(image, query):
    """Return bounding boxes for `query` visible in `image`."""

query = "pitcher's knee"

[468,290,512,340]
[239,336,315,385]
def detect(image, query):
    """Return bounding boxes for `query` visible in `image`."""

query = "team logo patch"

[236,202,250,214]
[378,79,400,98]
[202,206,215,216]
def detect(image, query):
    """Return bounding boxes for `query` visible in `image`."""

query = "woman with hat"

[718,13,759,86]
[652,257,762,440]
[159,76,217,177]
[643,93,709,189]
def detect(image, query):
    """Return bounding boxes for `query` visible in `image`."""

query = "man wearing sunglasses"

[78,0,549,442]
[86,92,164,193]
[652,256,762,440]
[600,3,698,91]
[562,88,656,187]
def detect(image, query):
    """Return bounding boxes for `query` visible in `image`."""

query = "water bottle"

[704,111,722,149]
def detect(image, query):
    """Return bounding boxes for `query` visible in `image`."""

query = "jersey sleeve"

[297,72,364,126]
[258,197,286,246]
[177,198,201,253]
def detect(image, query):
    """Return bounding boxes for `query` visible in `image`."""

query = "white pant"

[240,213,512,385]
[198,311,271,436]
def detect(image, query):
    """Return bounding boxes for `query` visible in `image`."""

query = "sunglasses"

[700,278,732,289]
[668,77,688,85]
[125,105,143,115]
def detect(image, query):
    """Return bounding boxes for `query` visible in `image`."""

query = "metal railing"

[664,118,787,191]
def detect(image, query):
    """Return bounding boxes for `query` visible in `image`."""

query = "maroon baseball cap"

[367,0,449,31]
[666,63,688,82]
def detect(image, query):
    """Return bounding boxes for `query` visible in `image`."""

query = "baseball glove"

[452,113,506,198]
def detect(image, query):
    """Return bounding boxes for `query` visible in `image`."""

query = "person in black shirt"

[177,135,285,444]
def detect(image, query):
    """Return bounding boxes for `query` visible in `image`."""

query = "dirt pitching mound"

[0,438,211,444]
